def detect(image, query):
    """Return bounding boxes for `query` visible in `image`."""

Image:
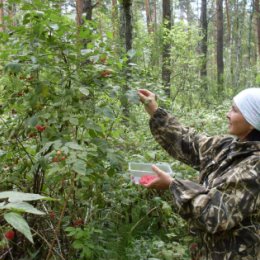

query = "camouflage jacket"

[149,108,260,260]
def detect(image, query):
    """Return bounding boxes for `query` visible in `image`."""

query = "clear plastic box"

[128,162,173,184]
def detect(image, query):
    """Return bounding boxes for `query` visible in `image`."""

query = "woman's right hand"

[138,89,159,117]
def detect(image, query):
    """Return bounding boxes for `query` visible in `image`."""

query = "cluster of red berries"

[35,125,46,132]
[49,210,56,220]
[139,175,157,186]
[19,75,34,82]
[100,70,111,78]
[73,218,84,227]
[52,150,66,163]
[99,57,107,64]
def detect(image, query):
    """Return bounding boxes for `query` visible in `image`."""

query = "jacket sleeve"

[170,157,260,234]
[149,108,223,170]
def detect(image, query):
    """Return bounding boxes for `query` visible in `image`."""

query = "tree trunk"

[0,0,4,32]
[120,0,133,119]
[75,0,84,25]
[153,0,157,30]
[200,0,208,82]
[85,0,93,21]
[255,0,260,58]
[216,0,224,93]
[123,0,133,53]
[162,0,172,97]
[144,0,152,33]
[112,0,118,38]
[75,0,97,25]
[225,0,231,44]
[248,0,254,63]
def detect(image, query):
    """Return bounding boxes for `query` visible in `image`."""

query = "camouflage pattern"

[149,108,260,260]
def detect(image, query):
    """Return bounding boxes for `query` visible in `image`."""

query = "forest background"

[0,0,259,259]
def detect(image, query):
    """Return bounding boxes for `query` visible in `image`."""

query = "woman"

[138,88,260,260]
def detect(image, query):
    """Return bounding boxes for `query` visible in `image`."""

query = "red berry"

[100,70,111,78]
[99,57,107,64]
[35,125,46,132]
[5,230,15,240]
[17,92,24,97]
[28,132,37,138]
[26,76,34,81]
[73,219,84,227]
[139,175,157,185]
[190,242,198,250]
[52,156,59,163]
[49,211,55,220]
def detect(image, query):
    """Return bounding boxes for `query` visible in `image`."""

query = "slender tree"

[216,0,224,93]
[162,0,172,97]
[145,0,152,33]
[0,0,4,32]
[200,0,208,83]
[120,0,133,119]
[122,0,133,53]
[225,0,231,44]
[75,0,84,25]
[255,0,260,58]
[152,0,157,29]
[84,0,99,20]
[248,0,254,63]
[75,0,99,25]
[112,0,119,38]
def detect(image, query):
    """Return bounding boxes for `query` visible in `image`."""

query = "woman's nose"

[226,110,231,119]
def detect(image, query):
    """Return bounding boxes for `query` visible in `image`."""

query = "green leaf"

[4,212,34,243]
[69,117,79,126]
[4,62,22,73]
[0,202,45,215]
[72,240,84,249]
[50,24,59,31]
[65,142,83,151]
[72,160,86,175]
[106,31,113,39]
[127,49,136,59]
[0,191,48,202]
[0,149,6,157]
[126,90,140,105]
[79,87,90,97]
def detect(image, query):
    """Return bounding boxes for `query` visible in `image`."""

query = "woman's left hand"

[144,165,174,190]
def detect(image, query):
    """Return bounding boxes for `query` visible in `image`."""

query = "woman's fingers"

[137,89,159,116]
[138,89,156,101]
[138,89,153,97]
[151,165,165,176]
[144,165,173,190]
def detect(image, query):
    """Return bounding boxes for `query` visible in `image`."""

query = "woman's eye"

[232,106,237,112]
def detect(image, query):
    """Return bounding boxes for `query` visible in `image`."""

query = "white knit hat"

[233,88,260,131]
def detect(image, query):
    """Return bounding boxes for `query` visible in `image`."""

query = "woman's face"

[227,104,254,140]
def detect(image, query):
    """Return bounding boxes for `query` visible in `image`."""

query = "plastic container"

[128,162,173,184]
